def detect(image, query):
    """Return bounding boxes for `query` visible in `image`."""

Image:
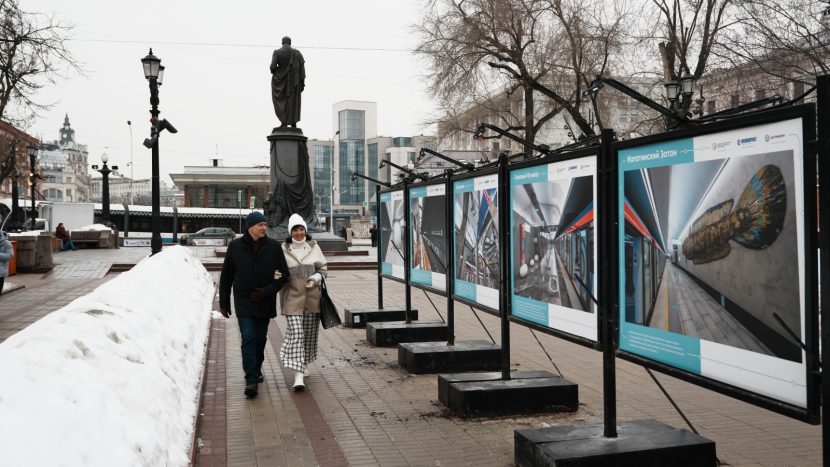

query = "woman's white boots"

[293,371,305,391]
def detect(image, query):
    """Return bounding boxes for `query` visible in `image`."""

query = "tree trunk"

[524,82,535,157]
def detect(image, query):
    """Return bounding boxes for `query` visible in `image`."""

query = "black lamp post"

[664,72,697,118]
[91,151,118,227]
[141,49,176,255]
[9,170,20,229]
[26,144,38,230]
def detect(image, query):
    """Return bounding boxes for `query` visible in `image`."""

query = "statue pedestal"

[265,127,322,239]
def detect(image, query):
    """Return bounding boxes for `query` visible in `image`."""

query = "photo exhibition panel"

[453,173,500,311]
[510,156,599,342]
[617,117,810,409]
[380,189,405,280]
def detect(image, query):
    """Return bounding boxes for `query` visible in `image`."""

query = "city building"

[38,115,91,203]
[307,100,437,232]
[90,173,152,205]
[0,121,39,201]
[169,158,270,209]
[433,78,660,158]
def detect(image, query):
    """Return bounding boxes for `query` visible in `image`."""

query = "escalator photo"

[453,174,500,310]
[410,193,447,275]
[379,191,405,279]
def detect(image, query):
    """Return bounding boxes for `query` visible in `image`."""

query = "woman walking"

[279,213,327,391]
[0,232,13,296]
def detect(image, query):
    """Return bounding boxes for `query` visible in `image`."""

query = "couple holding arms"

[219,212,327,398]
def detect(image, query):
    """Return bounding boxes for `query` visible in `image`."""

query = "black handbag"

[319,278,341,329]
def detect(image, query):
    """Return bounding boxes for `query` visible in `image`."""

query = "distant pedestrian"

[219,211,290,398]
[55,223,77,250]
[0,232,13,297]
[339,226,346,239]
[345,227,353,247]
[369,224,378,247]
[279,213,328,391]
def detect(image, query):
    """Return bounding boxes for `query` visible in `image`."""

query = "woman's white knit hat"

[288,213,307,231]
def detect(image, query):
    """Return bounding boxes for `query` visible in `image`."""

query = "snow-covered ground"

[0,246,216,466]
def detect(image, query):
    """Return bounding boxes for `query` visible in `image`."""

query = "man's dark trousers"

[238,316,270,383]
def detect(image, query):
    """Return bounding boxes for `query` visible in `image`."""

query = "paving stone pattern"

[0,246,821,466]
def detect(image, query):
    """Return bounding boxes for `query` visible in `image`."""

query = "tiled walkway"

[0,245,822,466]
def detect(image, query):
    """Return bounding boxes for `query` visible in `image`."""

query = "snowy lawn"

[0,246,215,466]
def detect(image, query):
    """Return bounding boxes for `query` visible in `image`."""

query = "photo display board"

[453,172,500,312]
[617,114,815,414]
[510,155,599,343]
[409,182,448,293]
[379,189,405,280]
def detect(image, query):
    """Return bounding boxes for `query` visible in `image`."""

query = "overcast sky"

[24,0,435,183]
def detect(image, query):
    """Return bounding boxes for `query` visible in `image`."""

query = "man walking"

[219,212,290,398]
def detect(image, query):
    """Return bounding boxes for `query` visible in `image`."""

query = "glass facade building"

[313,144,333,215]
[368,143,379,184]
[338,109,365,205]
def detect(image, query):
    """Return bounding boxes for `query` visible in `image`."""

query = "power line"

[72,38,414,53]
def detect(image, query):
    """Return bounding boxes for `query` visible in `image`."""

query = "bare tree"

[0,0,79,187]
[719,0,830,87]
[416,0,627,150]
[650,0,734,113]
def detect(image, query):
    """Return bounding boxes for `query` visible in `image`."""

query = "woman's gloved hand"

[306,272,323,288]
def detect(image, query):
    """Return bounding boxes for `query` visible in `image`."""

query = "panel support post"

[377,183,384,309]
[498,153,511,380]
[599,129,618,438]
[817,74,830,465]
[445,169,456,346]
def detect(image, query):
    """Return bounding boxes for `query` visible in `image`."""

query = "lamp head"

[680,72,695,96]
[141,48,161,80]
[664,80,680,102]
[101,152,108,164]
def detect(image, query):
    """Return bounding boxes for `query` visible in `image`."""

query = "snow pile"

[76,223,114,231]
[0,246,215,466]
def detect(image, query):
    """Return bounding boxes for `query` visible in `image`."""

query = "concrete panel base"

[438,371,577,418]
[344,308,419,328]
[398,340,501,374]
[366,320,447,347]
[514,420,717,467]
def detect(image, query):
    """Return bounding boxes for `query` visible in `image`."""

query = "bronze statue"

[270,36,305,127]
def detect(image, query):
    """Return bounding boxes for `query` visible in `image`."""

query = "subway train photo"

[512,175,595,313]
[622,150,803,363]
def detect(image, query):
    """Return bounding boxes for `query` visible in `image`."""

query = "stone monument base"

[265,126,323,238]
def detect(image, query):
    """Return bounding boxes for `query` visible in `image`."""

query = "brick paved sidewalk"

[0,248,820,466]
[195,270,822,467]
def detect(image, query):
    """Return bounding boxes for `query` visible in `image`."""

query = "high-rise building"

[307,100,436,232]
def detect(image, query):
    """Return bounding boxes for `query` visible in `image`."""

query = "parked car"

[180,227,236,246]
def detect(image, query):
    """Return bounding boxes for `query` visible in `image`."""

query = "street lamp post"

[26,145,38,230]
[127,120,133,205]
[91,151,118,227]
[238,190,242,234]
[331,130,339,233]
[141,49,176,255]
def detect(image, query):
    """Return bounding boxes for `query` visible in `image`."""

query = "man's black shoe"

[257,374,264,383]
[244,382,258,398]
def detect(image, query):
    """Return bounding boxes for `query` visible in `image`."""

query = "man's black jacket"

[219,233,290,318]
